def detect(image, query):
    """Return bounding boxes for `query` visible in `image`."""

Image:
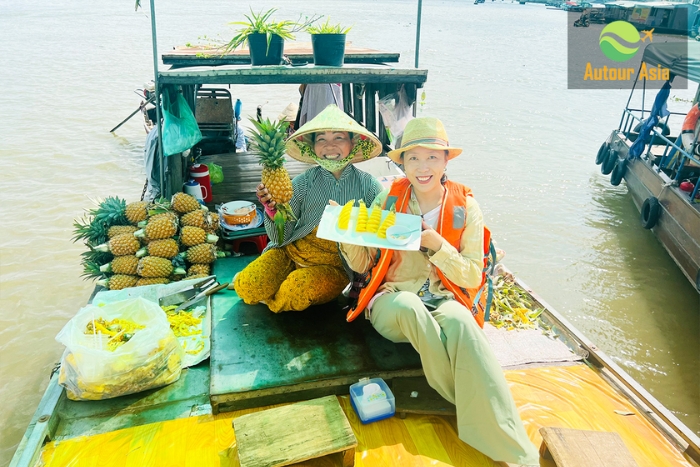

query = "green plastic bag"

[161,87,202,156]
[206,163,224,184]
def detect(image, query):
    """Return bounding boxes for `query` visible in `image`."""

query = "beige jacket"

[339,188,484,299]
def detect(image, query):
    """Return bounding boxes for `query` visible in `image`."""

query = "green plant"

[223,8,320,54]
[307,18,352,35]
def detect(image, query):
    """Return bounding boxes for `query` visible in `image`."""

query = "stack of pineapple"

[74,193,226,291]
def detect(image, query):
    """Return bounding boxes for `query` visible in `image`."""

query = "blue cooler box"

[349,378,396,424]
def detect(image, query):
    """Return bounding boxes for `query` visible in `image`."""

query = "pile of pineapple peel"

[489,275,544,331]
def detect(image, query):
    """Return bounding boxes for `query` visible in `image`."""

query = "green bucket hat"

[285,105,383,165]
[386,117,462,164]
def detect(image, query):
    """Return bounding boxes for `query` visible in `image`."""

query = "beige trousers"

[371,292,539,465]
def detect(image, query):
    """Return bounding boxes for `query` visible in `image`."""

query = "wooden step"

[539,427,638,467]
[234,395,357,467]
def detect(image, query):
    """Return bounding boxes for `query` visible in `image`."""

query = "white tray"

[317,205,422,251]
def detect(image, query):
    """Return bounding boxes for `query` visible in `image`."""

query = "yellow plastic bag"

[56,297,183,401]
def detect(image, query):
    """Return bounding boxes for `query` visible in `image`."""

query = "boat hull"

[610,131,700,291]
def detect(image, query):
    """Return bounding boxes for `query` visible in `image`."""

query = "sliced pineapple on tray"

[317,203,422,251]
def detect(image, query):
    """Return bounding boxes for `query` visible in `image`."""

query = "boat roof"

[604,1,638,8]
[157,63,428,86]
[163,42,400,67]
[642,42,700,83]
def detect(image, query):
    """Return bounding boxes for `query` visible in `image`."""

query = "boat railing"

[621,107,700,202]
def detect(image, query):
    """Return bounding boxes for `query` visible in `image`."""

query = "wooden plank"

[342,83,352,114]
[365,84,376,133]
[392,376,456,418]
[234,395,357,467]
[352,84,364,124]
[162,42,400,66]
[199,152,309,206]
[159,65,428,86]
[539,427,638,467]
[209,257,423,414]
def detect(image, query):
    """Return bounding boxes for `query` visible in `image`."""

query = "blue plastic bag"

[161,87,202,156]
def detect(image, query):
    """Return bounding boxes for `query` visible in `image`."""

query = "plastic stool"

[231,234,269,254]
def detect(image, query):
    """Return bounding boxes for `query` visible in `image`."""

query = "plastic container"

[349,377,395,424]
[189,164,213,203]
[221,201,257,225]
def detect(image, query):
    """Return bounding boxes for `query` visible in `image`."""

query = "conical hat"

[277,102,298,122]
[285,105,383,164]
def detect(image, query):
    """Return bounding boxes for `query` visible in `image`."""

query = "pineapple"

[96,274,138,291]
[171,192,201,214]
[185,273,210,280]
[136,238,180,259]
[137,257,180,278]
[355,200,368,233]
[72,197,131,246]
[125,201,149,224]
[377,207,397,239]
[138,211,179,229]
[187,264,210,277]
[95,233,140,256]
[180,226,218,247]
[135,217,178,241]
[180,209,212,230]
[249,117,296,239]
[99,255,139,275]
[181,244,218,264]
[135,277,171,287]
[107,225,139,239]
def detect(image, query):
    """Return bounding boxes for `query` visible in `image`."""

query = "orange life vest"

[346,177,492,327]
[682,104,700,133]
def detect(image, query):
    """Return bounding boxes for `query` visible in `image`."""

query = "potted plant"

[307,19,352,67]
[224,9,320,66]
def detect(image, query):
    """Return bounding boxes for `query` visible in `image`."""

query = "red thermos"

[189,164,212,203]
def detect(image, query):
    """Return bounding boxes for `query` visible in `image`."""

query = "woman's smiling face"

[402,146,448,194]
[313,131,353,160]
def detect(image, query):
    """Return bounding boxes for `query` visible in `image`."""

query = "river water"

[1,0,698,464]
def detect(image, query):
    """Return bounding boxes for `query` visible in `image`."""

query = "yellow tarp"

[39,364,696,467]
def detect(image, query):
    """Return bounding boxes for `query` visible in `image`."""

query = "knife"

[158,277,216,308]
[172,282,229,313]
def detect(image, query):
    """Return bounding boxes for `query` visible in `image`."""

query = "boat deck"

[36,364,695,467]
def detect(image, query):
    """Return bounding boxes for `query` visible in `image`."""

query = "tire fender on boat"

[641,196,661,229]
[595,142,609,165]
[601,148,617,175]
[610,159,627,186]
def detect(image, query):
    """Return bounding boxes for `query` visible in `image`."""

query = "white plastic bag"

[56,297,183,401]
[378,86,413,146]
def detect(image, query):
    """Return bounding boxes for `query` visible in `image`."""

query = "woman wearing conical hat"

[232,104,384,312]
[337,117,540,466]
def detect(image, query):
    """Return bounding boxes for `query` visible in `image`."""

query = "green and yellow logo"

[599,21,640,62]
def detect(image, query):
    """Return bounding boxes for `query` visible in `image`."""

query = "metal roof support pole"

[149,0,165,196]
[620,62,642,132]
[413,0,423,117]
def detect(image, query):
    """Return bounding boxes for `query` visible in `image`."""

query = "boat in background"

[598,42,700,292]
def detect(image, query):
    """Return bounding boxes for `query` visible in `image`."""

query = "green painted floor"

[210,256,423,411]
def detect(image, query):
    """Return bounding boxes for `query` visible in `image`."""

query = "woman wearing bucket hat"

[232,104,384,313]
[337,117,540,466]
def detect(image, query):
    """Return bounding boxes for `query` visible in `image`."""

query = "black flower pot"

[247,33,284,66]
[311,34,346,66]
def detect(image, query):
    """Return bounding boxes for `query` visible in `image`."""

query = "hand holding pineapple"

[249,117,296,240]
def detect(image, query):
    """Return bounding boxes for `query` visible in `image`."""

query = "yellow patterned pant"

[233,230,348,312]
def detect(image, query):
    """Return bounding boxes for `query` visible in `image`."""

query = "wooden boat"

[599,42,700,292]
[10,46,700,467]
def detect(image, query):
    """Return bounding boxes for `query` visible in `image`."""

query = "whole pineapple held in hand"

[249,117,296,240]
